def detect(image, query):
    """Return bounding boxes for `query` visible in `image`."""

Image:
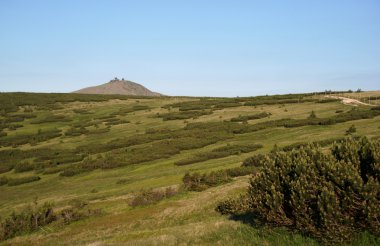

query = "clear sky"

[0,0,379,97]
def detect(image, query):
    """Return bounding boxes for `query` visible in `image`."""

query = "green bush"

[0,128,62,147]
[242,153,269,167]
[182,171,232,191]
[0,177,8,186]
[225,166,255,177]
[59,167,86,177]
[176,143,263,166]
[230,112,271,122]
[7,176,41,186]
[0,202,55,240]
[129,187,178,207]
[31,114,71,124]
[14,161,34,173]
[0,201,101,241]
[217,137,380,244]
[157,110,213,121]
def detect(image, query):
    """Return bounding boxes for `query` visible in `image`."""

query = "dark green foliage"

[225,166,255,177]
[110,105,150,116]
[70,119,102,129]
[164,94,331,112]
[0,164,14,174]
[217,137,380,244]
[8,124,23,131]
[0,92,138,114]
[0,128,62,147]
[213,102,242,109]
[129,187,178,207]
[230,112,271,122]
[0,177,8,186]
[176,143,263,166]
[14,161,34,173]
[234,108,380,133]
[346,125,357,135]
[280,137,346,152]
[77,121,236,156]
[156,110,213,121]
[0,202,55,240]
[59,168,86,177]
[7,176,41,186]
[0,201,101,241]
[31,114,71,124]
[0,148,83,173]
[242,154,269,167]
[78,136,226,172]
[182,171,232,191]
[316,98,340,103]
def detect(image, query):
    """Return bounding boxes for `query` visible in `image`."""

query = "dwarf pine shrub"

[217,137,380,244]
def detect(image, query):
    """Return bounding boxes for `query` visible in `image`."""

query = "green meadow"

[0,92,379,245]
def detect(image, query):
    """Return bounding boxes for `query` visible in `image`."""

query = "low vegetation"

[7,176,41,186]
[230,112,271,122]
[156,110,213,121]
[176,143,262,165]
[0,201,101,241]
[0,91,379,245]
[217,137,380,244]
[129,187,178,207]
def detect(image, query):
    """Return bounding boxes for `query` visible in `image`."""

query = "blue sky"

[0,0,379,96]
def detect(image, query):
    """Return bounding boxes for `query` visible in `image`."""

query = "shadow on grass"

[228,212,262,228]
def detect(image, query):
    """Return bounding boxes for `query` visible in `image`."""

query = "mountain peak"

[73,78,163,97]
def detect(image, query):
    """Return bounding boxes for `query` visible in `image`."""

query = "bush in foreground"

[0,201,101,241]
[217,137,380,244]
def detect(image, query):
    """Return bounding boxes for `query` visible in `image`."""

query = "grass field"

[0,92,379,245]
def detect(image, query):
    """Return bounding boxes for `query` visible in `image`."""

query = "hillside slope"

[73,78,162,96]
[0,91,379,245]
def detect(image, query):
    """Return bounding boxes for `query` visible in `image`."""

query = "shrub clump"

[129,187,178,207]
[0,201,101,241]
[242,153,270,167]
[176,143,263,166]
[217,137,380,244]
[230,112,271,122]
[0,177,8,186]
[182,171,232,191]
[7,176,41,186]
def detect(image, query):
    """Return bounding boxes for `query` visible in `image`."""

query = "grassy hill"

[0,91,379,245]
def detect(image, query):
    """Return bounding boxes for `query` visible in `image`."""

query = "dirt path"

[325,95,373,106]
